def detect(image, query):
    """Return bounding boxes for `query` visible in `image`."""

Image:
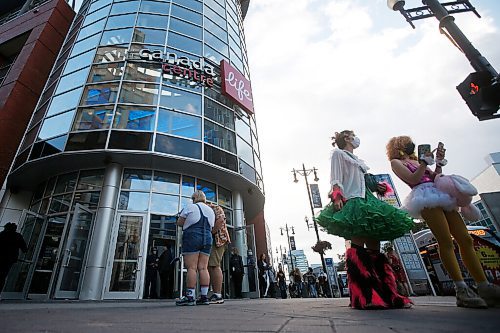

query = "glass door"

[245,224,260,299]
[1,211,45,300]
[53,204,94,299]
[28,215,67,298]
[104,213,148,299]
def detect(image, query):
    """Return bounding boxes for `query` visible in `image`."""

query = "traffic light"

[457,71,500,121]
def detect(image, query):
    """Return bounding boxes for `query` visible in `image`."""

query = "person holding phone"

[387,136,500,308]
[316,130,414,310]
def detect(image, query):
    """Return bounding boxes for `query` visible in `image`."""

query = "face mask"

[404,142,415,155]
[351,136,360,149]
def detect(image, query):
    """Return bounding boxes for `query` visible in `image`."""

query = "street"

[1,296,499,332]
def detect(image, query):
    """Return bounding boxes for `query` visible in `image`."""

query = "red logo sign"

[220,60,254,115]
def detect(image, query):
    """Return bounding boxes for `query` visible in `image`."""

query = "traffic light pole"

[423,0,498,78]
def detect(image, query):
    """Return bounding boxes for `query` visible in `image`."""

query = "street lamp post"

[280,224,295,271]
[387,0,500,120]
[292,164,333,297]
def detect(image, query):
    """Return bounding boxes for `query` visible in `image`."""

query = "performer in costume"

[387,136,500,308]
[316,130,414,310]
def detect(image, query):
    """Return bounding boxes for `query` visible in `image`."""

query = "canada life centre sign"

[138,48,254,115]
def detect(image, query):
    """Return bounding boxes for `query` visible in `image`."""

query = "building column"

[80,162,122,300]
[232,191,249,293]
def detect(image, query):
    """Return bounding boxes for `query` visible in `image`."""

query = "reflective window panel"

[113,106,156,131]
[155,134,201,159]
[82,83,119,105]
[160,86,201,115]
[66,131,108,151]
[157,108,201,140]
[152,172,180,194]
[108,131,153,151]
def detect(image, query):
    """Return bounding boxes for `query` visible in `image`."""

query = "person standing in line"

[176,190,215,306]
[207,203,230,304]
[229,247,244,298]
[144,247,159,299]
[276,266,287,299]
[0,223,27,297]
[316,130,414,309]
[257,253,270,297]
[158,244,174,299]
[387,136,500,308]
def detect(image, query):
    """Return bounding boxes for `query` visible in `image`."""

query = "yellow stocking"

[445,210,487,283]
[421,208,463,281]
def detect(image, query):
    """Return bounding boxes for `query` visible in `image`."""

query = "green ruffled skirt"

[315,190,414,241]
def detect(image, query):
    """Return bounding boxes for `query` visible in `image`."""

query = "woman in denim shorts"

[176,190,215,306]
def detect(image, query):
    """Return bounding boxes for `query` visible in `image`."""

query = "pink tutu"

[403,182,457,219]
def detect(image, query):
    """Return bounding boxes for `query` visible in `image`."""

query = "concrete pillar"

[80,162,122,300]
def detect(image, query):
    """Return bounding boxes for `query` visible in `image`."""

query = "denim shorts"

[182,228,212,256]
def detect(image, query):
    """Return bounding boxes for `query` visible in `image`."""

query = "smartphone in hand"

[418,144,431,161]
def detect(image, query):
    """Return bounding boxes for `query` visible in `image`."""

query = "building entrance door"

[245,224,260,299]
[103,213,148,299]
[1,210,45,300]
[53,204,94,299]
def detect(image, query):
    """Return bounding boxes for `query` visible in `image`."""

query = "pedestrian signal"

[457,71,500,121]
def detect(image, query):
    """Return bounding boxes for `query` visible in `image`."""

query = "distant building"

[290,249,309,273]
[468,153,500,234]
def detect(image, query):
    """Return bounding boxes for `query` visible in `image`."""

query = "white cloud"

[245,0,500,266]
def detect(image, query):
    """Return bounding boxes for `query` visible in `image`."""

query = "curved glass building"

[0,0,265,300]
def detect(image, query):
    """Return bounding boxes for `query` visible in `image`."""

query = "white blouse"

[330,149,369,200]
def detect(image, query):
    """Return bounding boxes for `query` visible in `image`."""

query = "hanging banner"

[310,183,323,208]
[289,236,296,251]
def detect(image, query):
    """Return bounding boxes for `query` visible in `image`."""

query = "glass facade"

[4,0,263,302]
[13,0,262,191]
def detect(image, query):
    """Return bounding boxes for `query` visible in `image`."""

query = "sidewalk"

[1,296,498,332]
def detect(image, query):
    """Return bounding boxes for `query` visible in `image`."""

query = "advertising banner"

[310,184,323,208]
[289,236,296,251]
[220,60,254,115]
[374,174,432,293]
[471,234,500,285]
[325,257,337,287]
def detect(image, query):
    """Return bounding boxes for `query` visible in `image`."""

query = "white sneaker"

[477,283,500,308]
[456,287,487,308]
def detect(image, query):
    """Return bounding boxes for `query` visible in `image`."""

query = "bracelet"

[331,189,344,201]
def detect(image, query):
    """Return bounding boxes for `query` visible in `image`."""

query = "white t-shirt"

[179,202,215,230]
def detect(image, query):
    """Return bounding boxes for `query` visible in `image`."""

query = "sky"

[242,0,500,266]
[72,0,500,266]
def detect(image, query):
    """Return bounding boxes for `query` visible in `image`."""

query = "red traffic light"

[457,71,500,121]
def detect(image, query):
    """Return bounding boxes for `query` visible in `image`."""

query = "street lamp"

[387,0,500,120]
[292,164,333,297]
[280,224,295,271]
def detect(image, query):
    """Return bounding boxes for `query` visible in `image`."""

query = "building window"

[120,82,160,105]
[100,28,133,45]
[204,98,234,129]
[155,134,202,159]
[66,131,108,151]
[108,131,153,150]
[157,108,201,140]
[160,85,201,114]
[89,62,125,83]
[204,145,238,172]
[132,28,167,45]
[204,120,236,153]
[124,62,162,83]
[82,83,119,106]
[113,105,156,131]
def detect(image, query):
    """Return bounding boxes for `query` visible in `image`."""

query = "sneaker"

[455,287,488,309]
[477,283,500,308]
[196,295,210,305]
[176,296,195,306]
[209,294,224,304]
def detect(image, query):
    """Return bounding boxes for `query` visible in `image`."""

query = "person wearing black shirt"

[158,244,174,299]
[0,223,27,294]
[144,247,159,299]
[229,247,244,298]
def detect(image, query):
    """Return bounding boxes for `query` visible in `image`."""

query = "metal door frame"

[53,204,95,299]
[1,210,46,300]
[103,212,149,299]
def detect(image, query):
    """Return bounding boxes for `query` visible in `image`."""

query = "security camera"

[387,0,405,11]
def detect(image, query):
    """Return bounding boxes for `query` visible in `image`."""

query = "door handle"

[65,250,72,266]
[62,249,71,267]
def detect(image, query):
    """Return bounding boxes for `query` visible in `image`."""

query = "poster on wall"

[471,234,500,285]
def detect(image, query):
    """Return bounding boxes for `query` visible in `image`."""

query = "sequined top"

[404,162,433,188]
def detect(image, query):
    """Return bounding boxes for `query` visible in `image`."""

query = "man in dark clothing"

[158,245,174,299]
[229,247,244,298]
[144,247,159,299]
[0,223,27,294]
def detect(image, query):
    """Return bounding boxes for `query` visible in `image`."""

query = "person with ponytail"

[316,130,414,309]
[387,136,500,308]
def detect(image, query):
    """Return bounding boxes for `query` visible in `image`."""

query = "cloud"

[245,0,500,265]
